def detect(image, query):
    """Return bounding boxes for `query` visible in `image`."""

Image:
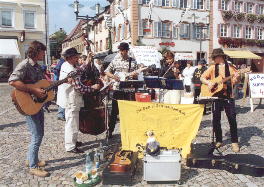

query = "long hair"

[27,41,46,59]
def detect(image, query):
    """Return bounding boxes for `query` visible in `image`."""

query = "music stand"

[119,80,144,90]
[197,96,223,155]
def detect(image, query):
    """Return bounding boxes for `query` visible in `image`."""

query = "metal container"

[143,150,181,181]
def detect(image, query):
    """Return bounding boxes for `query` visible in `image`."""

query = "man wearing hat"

[105,42,138,138]
[192,59,207,104]
[200,48,240,152]
[57,48,101,153]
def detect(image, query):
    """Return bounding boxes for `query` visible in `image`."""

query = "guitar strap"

[215,61,232,98]
[128,57,132,73]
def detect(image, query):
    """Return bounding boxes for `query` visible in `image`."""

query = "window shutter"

[244,3,247,13]
[192,24,197,39]
[231,25,234,38]
[218,0,222,10]
[217,24,220,37]
[138,20,143,36]
[255,5,259,14]
[154,22,158,37]
[138,0,143,4]
[121,24,125,40]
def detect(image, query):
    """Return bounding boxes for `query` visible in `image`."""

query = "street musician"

[104,42,138,138]
[200,48,240,153]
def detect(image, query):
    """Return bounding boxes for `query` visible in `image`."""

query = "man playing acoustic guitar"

[200,48,240,153]
[9,41,49,177]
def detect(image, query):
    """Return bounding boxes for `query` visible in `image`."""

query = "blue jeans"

[58,106,65,119]
[26,110,44,168]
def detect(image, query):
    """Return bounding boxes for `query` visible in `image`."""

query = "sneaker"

[232,143,240,153]
[215,142,222,148]
[29,168,49,177]
[57,117,66,121]
[26,160,46,167]
[67,147,84,154]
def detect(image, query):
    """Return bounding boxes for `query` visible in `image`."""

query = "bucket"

[135,93,151,102]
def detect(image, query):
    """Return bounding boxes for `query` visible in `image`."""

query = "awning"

[0,39,21,58]
[174,53,195,61]
[224,50,261,60]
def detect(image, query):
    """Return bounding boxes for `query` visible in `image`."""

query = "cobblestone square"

[0,83,264,187]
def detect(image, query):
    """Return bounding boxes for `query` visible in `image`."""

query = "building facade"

[210,0,264,71]
[108,0,210,62]
[0,0,47,81]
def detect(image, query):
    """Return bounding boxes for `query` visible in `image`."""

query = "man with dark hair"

[201,48,240,152]
[9,41,49,177]
[105,42,138,138]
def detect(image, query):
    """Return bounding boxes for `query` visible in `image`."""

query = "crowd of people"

[8,40,241,178]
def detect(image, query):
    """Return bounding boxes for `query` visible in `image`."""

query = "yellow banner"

[118,100,204,158]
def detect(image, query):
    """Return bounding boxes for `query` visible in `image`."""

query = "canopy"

[175,53,195,61]
[224,50,261,60]
[0,39,21,58]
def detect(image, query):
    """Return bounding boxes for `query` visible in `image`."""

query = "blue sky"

[48,0,109,34]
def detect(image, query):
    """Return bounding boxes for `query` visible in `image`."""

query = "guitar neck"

[44,77,68,92]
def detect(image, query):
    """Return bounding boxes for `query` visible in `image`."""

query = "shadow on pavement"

[225,126,264,147]
[0,121,26,130]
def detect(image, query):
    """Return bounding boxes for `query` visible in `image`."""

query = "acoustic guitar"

[200,68,250,97]
[11,71,79,115]
[109,151,132,173]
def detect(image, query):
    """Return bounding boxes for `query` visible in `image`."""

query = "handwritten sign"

[131,46,161,68]
[248,74,264,98]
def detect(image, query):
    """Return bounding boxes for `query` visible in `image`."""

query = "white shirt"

[182,66,195,86]
[56,61,84,110]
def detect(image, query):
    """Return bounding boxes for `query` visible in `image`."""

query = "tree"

[49,28,67,59]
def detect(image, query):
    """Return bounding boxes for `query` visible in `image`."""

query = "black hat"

[198,59,207,65]
[63,48,81,57]
[211,48,227,59]
[118,42,129,51]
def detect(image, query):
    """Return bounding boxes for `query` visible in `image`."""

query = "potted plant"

[257,15,264,23]
[247,14,257,23]
[222,11,233,20]
[234,13,245,21]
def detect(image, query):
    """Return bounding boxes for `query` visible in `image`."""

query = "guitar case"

[186,143,264,177]
[102,151,138,185]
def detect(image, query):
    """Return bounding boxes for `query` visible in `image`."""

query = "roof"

[63,19,86,42]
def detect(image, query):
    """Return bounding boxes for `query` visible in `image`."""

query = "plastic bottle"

[85,152,93,174]
[94,149,100,169]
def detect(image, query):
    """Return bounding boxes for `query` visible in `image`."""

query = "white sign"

[248,74,264,98]
[174,53,195,61]
[131,46,161,68]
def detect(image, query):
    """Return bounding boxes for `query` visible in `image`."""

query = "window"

[257,28,263,40]
[220,24,227,37]
[172,25,179,39]
[245,26,252,39]
[258,5,264,15]
[171,0,187,8]
[195,26,208,39]
[234,1,242,12]
[95,42,98,52]
[192,0,204,10]
[24,11,35,28]
[143,20,152,36]
[245,3,253,14]
[154,21,171,38]
[221,0,227,11]
[179,23,190,39]
[142,0,151,5]
[154,0,170,6]
[233,25,241,38]
[105,38,109,50]
[1,10,13,27]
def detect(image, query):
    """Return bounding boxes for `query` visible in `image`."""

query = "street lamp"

[70,0,97,52]
[192,14,210,62]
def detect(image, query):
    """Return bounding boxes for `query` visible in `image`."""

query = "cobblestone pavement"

[0,83,264,187]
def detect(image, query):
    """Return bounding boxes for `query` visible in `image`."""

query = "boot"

[29,168,49,177]
[231,143,240,153]
[26,160,46,167]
